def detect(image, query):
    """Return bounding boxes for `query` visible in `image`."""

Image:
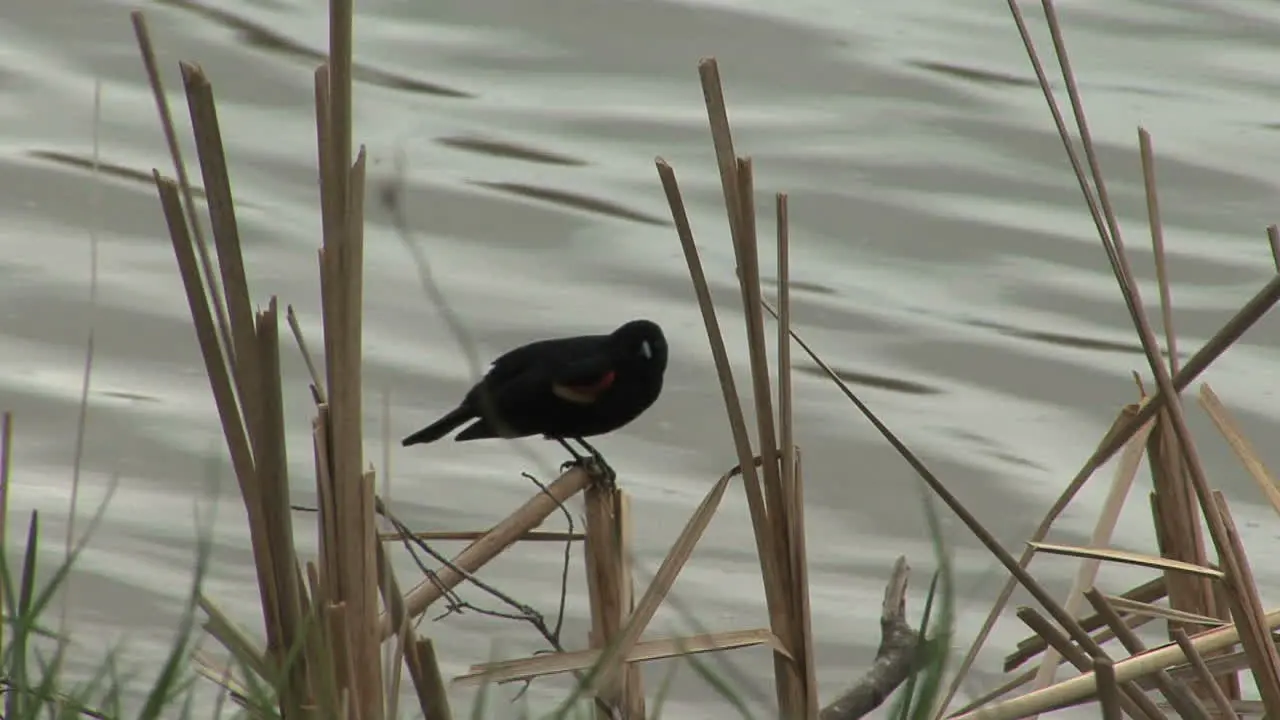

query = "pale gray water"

[4,0,1280,716]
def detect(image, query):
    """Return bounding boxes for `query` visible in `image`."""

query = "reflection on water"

[4,0,1280,715]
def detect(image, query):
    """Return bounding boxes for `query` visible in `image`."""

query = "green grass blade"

[649,659,680,720]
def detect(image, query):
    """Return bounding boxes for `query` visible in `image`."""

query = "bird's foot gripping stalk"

[557,437,617,489]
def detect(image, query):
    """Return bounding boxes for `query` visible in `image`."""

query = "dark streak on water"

[967,318,1177,358]
[909,59,1038,90]
[760,276,840,297]
[469,180,671,227]
[155,0,474,98]
[28,149,209,198]
[436,135,588,167]
[795,364,942,396]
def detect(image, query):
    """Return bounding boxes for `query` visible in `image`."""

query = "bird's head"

[609,319,668,373]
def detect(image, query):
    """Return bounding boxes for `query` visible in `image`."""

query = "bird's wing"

[486,334,609,384]
[484,337,566,385]
[550,354,617,405]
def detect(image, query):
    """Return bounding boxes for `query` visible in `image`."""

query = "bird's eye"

[640,340,652,359]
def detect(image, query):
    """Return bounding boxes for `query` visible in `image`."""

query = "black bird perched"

[401,319,668,483]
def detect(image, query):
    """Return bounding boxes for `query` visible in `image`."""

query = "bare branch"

[819,557,921,720]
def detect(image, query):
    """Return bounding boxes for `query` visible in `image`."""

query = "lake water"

[4,0,1280,717]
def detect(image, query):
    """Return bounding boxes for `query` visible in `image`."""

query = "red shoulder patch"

[569,370,615,394]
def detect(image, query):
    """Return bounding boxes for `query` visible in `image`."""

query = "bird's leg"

[556,437,588,474]
[573,437,616,488]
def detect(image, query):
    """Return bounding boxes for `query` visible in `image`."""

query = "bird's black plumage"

[402,319,668,479]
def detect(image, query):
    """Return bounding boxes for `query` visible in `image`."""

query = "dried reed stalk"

[1092,656,1123,720]
[1147,406,1237,704]
[583,485,628,717]
[940,0,1280,705]
[617,493,645,719]
[1209,491,1280,708]
[1005,614,1151,683]
[315,101,381,720]
[130,11,234,373]
[693,59,807,718]
[404,638,453,720]
[1266,226,1280,272]
[777,192,817,715]
[752,261,1112,710]
[153,107,310,716]
[1016,607,1163,720]
[589,466,736,697]
[951,606,1280,720]
[140,0,394,713]
[656,61,814,716]
[378,530,585,543]
[463,458,773,691]
[456,628,785,686]
[1171,629,1238,720]
[1199,384,1280,517]
[1007,576,1165,672]
[968,620,1145,718]
[1027,542,1222,579]
[1083,589,1211,720]
[1139,129,1178,371]
[1103,597,1221,629]
[1027,405,1151,695]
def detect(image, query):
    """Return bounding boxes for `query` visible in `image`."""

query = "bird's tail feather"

[401,405,473,446]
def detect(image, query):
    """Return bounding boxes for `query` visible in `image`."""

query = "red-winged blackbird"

[401,319,668,482]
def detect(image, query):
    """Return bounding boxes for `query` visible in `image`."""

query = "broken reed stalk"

[152,63,312,718]
[138,0,396,715]
[404,637,452,720]
[582,485,639,717]
[691,73,792,718]
[777,191,817,715]
[939,0,1280,711]
[645,57,812,719]
[616,493,645,720]
[130,11,234,372]
[316,40,382,716]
